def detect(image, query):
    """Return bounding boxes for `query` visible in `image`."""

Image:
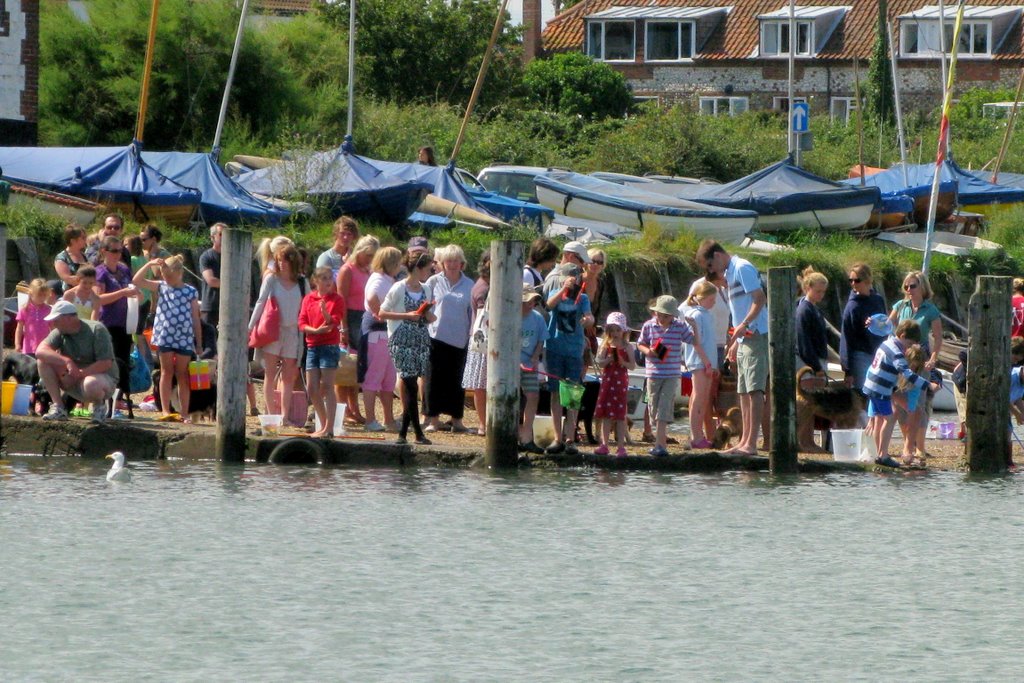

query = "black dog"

[151,364,218,421]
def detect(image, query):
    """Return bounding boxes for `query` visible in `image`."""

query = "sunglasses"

[849,278,861,284]
[904,283,919,290]
[105,247,121,253]
[592,260,605,266]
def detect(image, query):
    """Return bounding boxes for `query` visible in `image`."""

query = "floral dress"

[594,346,630,421]
[388,289,431,378]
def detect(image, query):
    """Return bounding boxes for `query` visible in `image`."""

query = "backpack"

[129,346,152,394]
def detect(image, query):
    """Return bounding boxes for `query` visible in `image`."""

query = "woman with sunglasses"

[380,252,437,445]
[887,270,943,460]
[839,263,887,390]
[94,235,141,413]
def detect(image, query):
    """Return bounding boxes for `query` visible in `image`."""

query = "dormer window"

[757,6,850,57]
[585,6,731,62]
[899,5,1024,58]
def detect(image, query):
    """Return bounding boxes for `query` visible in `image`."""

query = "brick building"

[541,0,1024,119]
[0,0,38,145]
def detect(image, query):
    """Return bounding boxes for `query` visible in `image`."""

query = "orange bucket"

[142,328,157,351]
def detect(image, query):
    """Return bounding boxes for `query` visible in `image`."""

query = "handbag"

[468,305,488,354]
[248,296,280,349]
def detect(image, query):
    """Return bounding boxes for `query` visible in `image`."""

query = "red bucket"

[681,372,693,397]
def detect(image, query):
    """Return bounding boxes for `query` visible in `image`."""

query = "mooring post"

[0,224,6,442]
[485,240,525,469]
[215,228,252,462]
[966,275,1012,472]
[767,266,798,473]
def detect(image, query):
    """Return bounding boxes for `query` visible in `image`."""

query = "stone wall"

[625,59,1020,113]
[0,0,37,144]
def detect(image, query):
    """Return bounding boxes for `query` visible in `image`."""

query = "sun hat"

[557,262,582,279]
[44,300,78,321]
[867,313,894,337]
[605,311,628,330]
[522,283,543,303]
[563,241,593,264]
[649,295,679,316]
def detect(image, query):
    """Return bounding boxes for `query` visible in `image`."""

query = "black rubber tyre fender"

[268,437,324,466]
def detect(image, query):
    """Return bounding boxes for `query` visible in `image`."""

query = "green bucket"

[558,380,585,410]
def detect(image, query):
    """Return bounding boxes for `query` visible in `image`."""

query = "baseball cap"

[44,300,78,321]
[408,236,429,252]
[563,241,592,264]
[522,283,543,304]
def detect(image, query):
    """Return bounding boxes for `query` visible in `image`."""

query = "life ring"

[268,438,324,466]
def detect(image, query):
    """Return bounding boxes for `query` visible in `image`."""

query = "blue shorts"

[545,351,584,392]
[158,346,194,359]
[305,343,341,370]
[867,395,893,417]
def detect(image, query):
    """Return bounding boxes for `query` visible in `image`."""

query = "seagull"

[105,451,132,482]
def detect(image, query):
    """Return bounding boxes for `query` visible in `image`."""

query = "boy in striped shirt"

[638,295,705,457]
[864,320,940,464]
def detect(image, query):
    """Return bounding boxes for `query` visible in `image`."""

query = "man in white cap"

[35,300,119,422]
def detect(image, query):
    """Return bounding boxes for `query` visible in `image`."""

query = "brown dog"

[711,406,743,450]
[796,366,867,451]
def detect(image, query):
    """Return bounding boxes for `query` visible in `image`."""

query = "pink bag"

[248,296,280,349]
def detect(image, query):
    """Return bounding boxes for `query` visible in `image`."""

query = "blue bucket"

[11,384,31,416]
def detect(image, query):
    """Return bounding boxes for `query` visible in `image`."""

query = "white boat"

[874,230,1001,257]
[535,171,758,242]
[4,181,101,225]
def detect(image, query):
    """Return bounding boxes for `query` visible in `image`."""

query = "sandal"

[158,413,183,422]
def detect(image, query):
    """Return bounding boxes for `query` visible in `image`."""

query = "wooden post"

[768,266,798,473]
[966,275,1011,472]
[215,228,252,462]
[484,240,524,469]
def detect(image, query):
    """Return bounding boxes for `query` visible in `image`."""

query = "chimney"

[522,0,543,64]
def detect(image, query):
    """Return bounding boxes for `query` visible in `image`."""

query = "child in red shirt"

[299,267,347,437]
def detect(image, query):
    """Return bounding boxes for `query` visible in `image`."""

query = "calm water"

[3,457,1024,681]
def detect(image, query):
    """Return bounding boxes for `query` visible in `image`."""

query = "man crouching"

[35,300,118,422]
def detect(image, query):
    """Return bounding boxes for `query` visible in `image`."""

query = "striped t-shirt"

[863,337,929,398]
[638,317,695,379]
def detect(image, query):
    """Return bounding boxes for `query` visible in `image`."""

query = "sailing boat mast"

[886,20,909,187]
[450,0,511,164]
[134,0,162,145]
[787,0,796,159]
[922,0,967,275]
[346,0,357,141]
[212,0,252,161]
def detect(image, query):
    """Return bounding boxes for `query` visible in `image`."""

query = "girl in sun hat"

[593,311,636,457]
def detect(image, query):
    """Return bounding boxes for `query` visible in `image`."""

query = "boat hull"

[100,199,198,227]
[7,182,101,225]
[754,204,875,232]
[959,201,1024,218]
[536,185,756,242]
[912,191,956,225]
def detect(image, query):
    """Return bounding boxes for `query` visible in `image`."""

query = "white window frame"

[773,96,808,112]
[586,20,636,62]
[900,19,992,58]
[645,20,696,62]
[760,19,814,57]
[830,97,859,124]
[699,96,749,116]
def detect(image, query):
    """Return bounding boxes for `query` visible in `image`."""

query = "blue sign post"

[791,102,809,133]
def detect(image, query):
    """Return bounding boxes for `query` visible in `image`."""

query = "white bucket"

[17,292,28,311]
[125,295,140,333]
[258,414,283,436]
[831,428,863,462]
[313,404,347,436]
[533,415,556,448]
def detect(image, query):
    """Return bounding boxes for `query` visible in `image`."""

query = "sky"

[508,0,558,29]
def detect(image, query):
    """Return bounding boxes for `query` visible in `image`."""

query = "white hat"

[563,241,592,264]
[44,300,78,321]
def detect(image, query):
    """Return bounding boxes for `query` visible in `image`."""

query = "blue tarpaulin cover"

[678,157,880,215]
[142,151,292,226]
[0,143,200,207]
[971,170,1024,188]
[536,171,760,219]
[233,147,431,224]
[841,159,1024,208]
